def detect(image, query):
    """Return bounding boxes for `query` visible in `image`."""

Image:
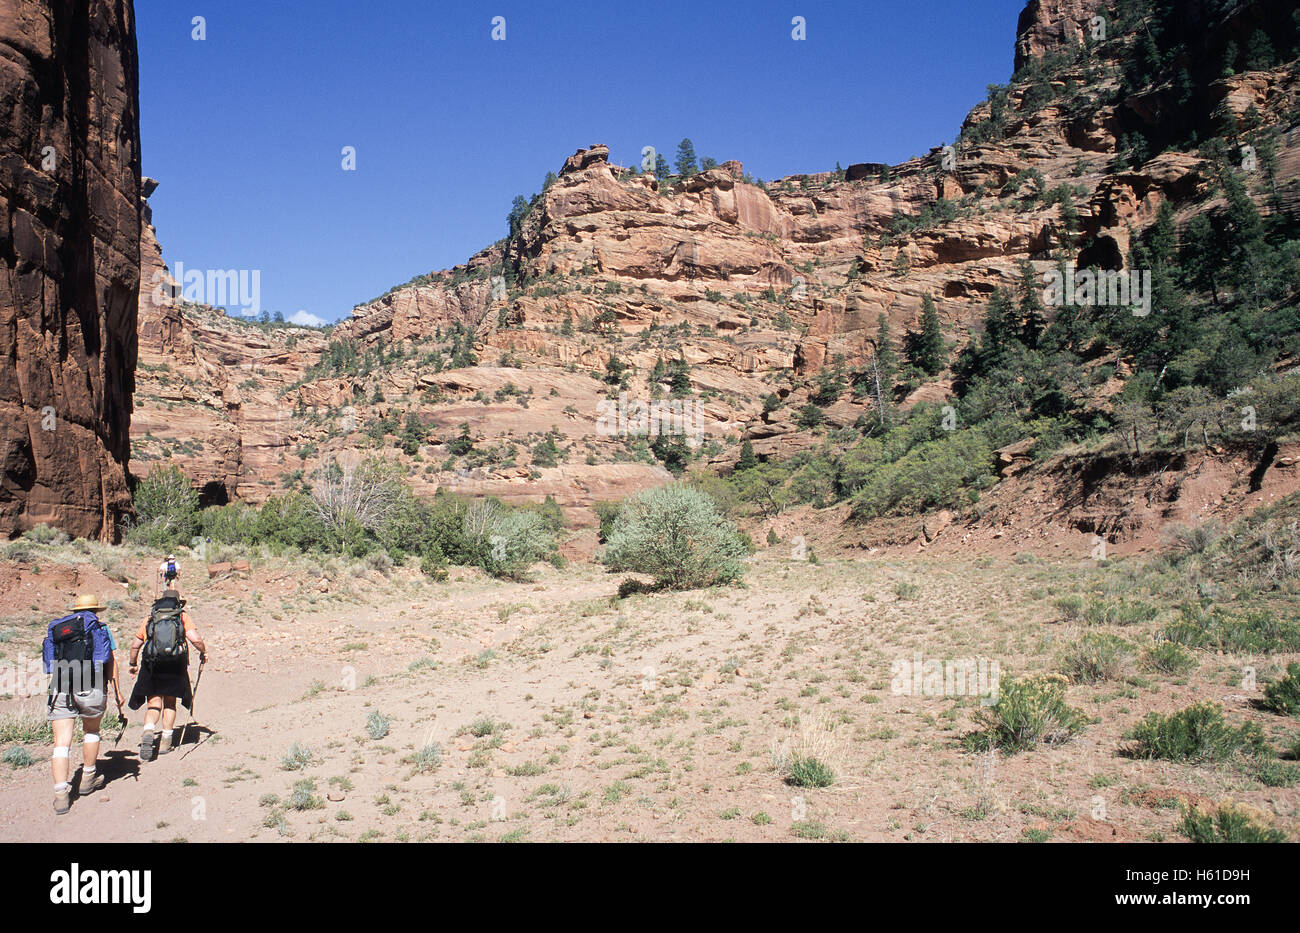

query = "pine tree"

[654,154,671,181]
[977,287,1017,369]
[735,439,758,472]
[675,138,699,176]
[914,294,946,375]
[1017,261,1047,348]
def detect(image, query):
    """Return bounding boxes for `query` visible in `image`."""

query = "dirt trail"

[1,547,1297,842]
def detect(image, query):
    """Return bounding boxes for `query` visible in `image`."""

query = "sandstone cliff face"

[137,0,1300,530]
[0,0,140,540]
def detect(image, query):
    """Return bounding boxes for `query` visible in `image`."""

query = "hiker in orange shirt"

[127,589,206,761]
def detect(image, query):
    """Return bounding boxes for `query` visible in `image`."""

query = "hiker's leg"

[144,695,163,728]
[82,714,102,774]
[161,696,178,731]
[51,718,74,787]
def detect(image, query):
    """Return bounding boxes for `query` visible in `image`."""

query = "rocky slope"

[0,0,141,540]
[134,0,1300,541]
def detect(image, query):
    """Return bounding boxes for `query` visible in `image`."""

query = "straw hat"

[70,594,108,612]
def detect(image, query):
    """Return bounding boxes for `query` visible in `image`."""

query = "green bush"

[1262,662,1300,716]
[1124,702,1265,762]
[964,674,1088,754]
[127,465,199,548]
[604,484,749,590]
[1059,633,1133,684]
[1083,598,1160,627]
[1142,641,1197,676]
[784,755,835,788]
[1177,802,1286,843]
[366,711,391,740]
[593,501,620,543]
[850,431,995,519]
[464,503,555,580]
[1163,604,1300,654]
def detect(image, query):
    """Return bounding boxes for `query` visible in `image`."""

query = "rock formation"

[0,0,141,540]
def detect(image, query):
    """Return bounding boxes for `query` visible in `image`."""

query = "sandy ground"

[0,542,1297,843]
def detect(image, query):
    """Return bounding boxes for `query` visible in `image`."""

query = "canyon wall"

[0,0,141,539]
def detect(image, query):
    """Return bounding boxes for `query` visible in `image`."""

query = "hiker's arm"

[107,648,125,706]
[128,633,145,673]
[187,625,207,660]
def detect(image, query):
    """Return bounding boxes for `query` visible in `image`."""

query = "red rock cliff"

[0,0,141,540]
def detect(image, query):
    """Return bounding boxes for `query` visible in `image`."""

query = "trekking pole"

[112,692,127,748]
[178,657,205,754]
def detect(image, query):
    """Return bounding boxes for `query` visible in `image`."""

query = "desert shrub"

[288,779,324,811]
[2,746,35,768]
[198,503,259,546]
[1163,519,1224,559]
[784,755,835,788]
[1124,702,1265,762]
[1163,604,1300,653]
[366,711,391,740]
[603,484,748,590]
[280,742,314,771]
[1255,758,1300,787]
[1142,641,1197,676]
[1262,662,1300,716]
[850,431,995,519]
[964,674,1087,754]
[419,543,449,580]
[409,742,442,773]
[1177,802,1286,843]
[248,493,326,553]
[462,501,555,579]
[127,465,199,548]
[1058,633,1133,684]
[593,501,621,543]
[21,525,66,546]
[1083,597,1160,626]
[1054,594,1085,622]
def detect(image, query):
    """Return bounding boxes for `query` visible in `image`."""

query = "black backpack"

[143,596,188,671]
[48,613,99,695]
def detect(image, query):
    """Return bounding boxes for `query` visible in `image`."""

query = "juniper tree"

[675,138,699,176]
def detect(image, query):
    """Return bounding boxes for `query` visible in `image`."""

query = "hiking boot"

[158,732,173,755]
[78,770,105,795]
[139,730,158,762]
[54,788,71,815]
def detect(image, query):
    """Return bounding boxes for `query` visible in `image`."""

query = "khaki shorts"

[48,689,107,721]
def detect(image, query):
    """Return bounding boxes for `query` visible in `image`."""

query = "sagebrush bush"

[21,525,67,546]
[604,484,748,590]
[1163,604,1300,653]
[463,503,554,579]
[1142,641,1197,676]
[127,464,199,549]
[1177,802,1286,843]
[366,711,391,740]
[964,674,1088,753]
[1262,662,1300,716]
[1124,702,1265,762]
[1059,633,1132,684]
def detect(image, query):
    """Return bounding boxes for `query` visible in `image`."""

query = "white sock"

[162,729,173,738]
[54,782,69,792]
[143,722,155,732]
[83,766,95,774]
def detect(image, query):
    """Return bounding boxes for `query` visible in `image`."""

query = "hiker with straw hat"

[128,588,206,761]
[43,594,125,814]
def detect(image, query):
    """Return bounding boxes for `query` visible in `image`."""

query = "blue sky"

[136,0,1027,324]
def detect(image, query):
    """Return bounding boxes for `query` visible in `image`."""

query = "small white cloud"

[290,309,326,327]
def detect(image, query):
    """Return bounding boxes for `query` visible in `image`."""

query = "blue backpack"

[47,613,102,695]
